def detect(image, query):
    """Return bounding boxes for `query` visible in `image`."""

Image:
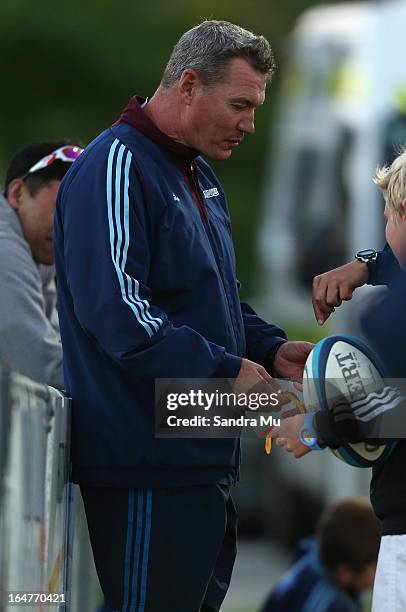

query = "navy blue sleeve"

[60,141,242,380]
[362,272,406,377]
[368,244,402,287]
[240,302,287,366]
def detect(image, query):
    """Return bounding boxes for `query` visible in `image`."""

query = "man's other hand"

[234,358,279,396]
[273,341,314,381]
[312,260,369,325]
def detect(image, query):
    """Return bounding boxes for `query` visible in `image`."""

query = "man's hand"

[234,357,278,396]
[273,341,314,381]
[312,260,369,325]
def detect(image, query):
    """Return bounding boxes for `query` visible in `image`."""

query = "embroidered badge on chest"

[202,187,219,199]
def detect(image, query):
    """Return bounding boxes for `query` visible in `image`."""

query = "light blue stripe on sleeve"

[114,144,126,277]
[106,139,159,337]
[120,148,163,331]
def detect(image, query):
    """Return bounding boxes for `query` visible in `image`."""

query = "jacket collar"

[118,96,199,162]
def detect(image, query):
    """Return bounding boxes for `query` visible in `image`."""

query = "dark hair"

[317,498,381,575]
[162,20,275,88]
[4,141,75,197]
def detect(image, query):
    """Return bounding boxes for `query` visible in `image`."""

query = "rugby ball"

[303,335,397,467]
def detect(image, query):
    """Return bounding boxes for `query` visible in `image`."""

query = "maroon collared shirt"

[118,96,208,221]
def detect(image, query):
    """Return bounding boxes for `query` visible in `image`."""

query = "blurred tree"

[0,0,357,295]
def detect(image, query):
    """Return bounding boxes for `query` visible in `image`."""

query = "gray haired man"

[55,20,313,611]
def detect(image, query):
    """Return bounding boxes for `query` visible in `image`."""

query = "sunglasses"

[24,145,83,177]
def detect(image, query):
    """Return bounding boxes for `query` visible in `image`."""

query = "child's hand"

[275,436,312,458]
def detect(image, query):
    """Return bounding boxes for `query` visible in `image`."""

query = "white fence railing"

[0,364,101,612]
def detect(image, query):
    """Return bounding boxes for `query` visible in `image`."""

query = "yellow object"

[281,390,306,413]
[265,433,272,455]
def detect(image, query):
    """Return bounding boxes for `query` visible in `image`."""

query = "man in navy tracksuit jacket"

[54,21,312,612]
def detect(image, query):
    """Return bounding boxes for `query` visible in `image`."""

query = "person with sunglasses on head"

[0,141,82,389]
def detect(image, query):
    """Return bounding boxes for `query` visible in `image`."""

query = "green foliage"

[277,322,328,344]
[0,0,356,295]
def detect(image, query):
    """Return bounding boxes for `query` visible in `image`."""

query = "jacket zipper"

[188,161,241,353]
[189,160,242,475]
[187,162,208,222]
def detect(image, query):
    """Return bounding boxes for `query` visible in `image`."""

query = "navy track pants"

[81,484,237,612]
